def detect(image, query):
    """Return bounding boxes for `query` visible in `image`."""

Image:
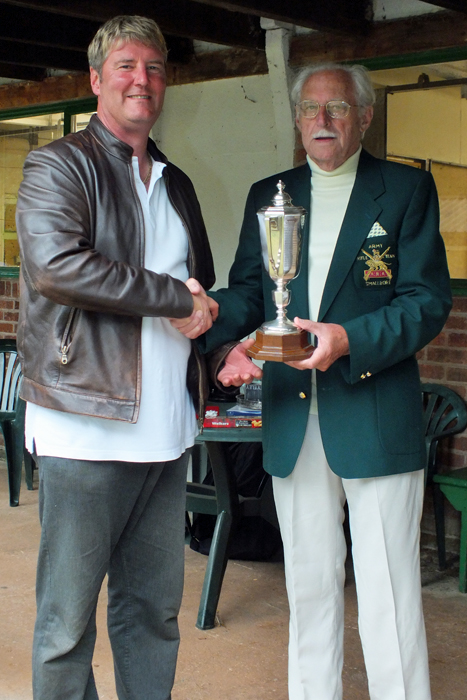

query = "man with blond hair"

[17,15,216,700]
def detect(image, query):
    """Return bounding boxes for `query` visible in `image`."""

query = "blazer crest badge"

[355,222,396,288]
[362,246,393,281]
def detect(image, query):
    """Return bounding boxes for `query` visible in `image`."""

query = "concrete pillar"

[261,18,295,172]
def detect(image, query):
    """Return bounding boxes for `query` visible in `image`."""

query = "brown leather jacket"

[16,114,215,423]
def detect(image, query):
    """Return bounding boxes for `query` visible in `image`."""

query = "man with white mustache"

[193,64,452,700]
[16,15,217,700]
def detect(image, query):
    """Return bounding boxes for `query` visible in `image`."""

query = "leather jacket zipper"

[60,308,77,365]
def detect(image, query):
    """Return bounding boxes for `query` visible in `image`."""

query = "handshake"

[169,278,263,388]
[169,278,219,339]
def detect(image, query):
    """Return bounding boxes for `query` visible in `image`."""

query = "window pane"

[70,112,94,133]
[0,113,64,266]
[431,160,467,280]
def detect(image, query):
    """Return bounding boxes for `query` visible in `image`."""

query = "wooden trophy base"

[246,329,314,362]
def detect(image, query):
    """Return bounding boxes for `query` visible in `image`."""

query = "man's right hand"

[218,339,263,387]
[169,278,218,339]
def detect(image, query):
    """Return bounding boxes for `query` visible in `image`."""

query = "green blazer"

[202,150,452,479]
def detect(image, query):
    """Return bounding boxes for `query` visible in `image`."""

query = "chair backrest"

[421,382,467,483]
[0,339,22,414]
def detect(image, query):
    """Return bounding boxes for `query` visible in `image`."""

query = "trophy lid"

[259,180,306,217]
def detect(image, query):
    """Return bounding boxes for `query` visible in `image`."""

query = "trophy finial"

[272,180,292,207]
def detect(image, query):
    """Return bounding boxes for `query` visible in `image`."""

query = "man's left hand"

[218,339,263,387]
[286,317,349,372]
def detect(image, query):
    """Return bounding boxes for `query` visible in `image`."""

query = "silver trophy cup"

[247,181,314,362]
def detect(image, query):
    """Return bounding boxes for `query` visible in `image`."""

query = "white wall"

[153,74,281,288]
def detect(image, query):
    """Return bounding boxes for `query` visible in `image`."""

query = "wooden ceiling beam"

[0,4,197,66]
[0,0,265,50]
[423,1,467,13]
[0,40,87,71]
[190,0,371,36]
[167,47,267,85]
[0,4,96,51]
[0,46,268,110]
[194,0,372,36]
[0,63,47,82]
[290,10,467,66]
[0,73,93,110]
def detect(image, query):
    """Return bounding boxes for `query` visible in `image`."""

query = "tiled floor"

[1,463,466,700]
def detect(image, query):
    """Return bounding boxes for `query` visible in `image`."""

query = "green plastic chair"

[433,468,467,593]
[422,382,467,571]
[0,339,33,506]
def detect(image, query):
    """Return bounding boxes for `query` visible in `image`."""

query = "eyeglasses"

[296,100,357,119]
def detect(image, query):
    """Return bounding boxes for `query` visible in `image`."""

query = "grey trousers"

[32,452,190,700]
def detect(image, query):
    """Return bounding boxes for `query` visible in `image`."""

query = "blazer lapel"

[280,165,312,320]
[318,150,385,321]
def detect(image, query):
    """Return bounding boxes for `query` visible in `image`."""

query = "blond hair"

[88,15,167,77]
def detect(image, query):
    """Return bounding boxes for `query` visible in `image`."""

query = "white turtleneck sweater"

[307,146,361,413]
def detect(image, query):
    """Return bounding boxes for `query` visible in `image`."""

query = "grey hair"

[88,15,168,77]
[291,62,375,112]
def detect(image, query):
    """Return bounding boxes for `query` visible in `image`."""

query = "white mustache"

[312,129,336,139]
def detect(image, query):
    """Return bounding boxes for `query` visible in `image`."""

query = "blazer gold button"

[299,392,307,399]
[360,373,366,379]
[366,372,372,377]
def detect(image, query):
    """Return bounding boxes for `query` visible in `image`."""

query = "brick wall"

[417,295,467,472]
[0,278,19,339]
[418,295,467,556]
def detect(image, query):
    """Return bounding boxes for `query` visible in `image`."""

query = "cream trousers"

[273,414,431,700]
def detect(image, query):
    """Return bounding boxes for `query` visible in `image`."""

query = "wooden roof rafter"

[423,1,467,13]
[190,0,372,36]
